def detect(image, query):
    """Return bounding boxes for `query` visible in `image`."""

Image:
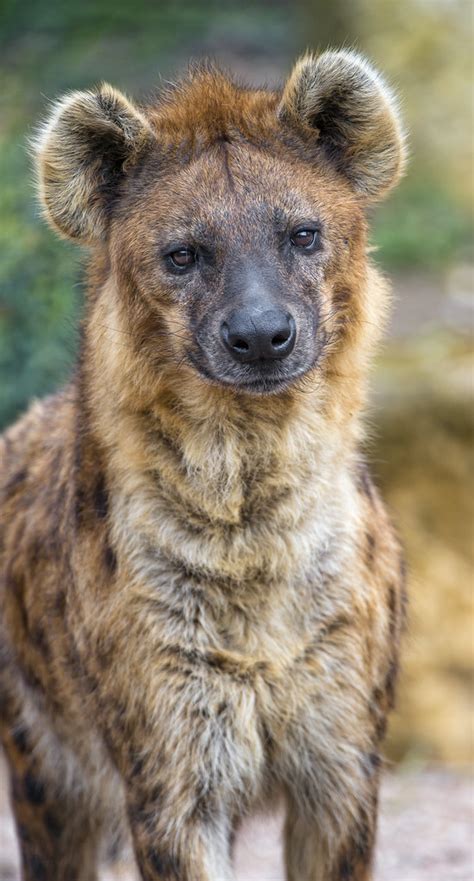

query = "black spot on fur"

[4,467,28,498]
[400,556,407,583]
[16,822,31,845]
[0,691,12,719]
[337,817,374,878]
[369,751,381,771]
[150,783,164,805]
[104,543,117,573]
[74,485,87,526]
[325,615,351,637]
[54,589,66,616]
[128,799,151,828]
[365,531,376,568]
[375,719,387,742]
[338,854,354,879]
[24,771,46,805]
[400,579,409,630]
[130,753,145,778]
[18,600,30,641]
[23,853,47,881]
[5,568,22,595]
[44,809,62,839]
[31,625,50,659]
[369,687,388,742]
[147,849,181,877]
[11,773,24,803]
[110,698,130,734]
[355,819,373,862]
[387,583,397,637]
[12,725,29,754]
[19,663,42,691]
[63,637,89,687]
[357,463,375,504]
[363,751,381,778]
[93,474,109,519]
[384,658,399,709]
[190,774,218,824]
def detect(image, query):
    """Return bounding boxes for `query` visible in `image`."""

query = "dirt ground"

[1,757,472,881]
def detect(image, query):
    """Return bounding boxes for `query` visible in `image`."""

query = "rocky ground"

[1,758,472,881]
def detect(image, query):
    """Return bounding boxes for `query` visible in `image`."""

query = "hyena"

[0,51,407,881]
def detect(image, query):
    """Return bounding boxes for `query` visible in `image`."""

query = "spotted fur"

[1,51,407,880]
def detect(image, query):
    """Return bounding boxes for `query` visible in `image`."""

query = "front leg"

[132,801,231,881]
[127,665,263,880]
[284,783,378,881]
[78,628,264,881]
[127,727,234,881]
[278,633,387,881]
[0,687,102,881]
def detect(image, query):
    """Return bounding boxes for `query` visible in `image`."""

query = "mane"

[146,61,281,148]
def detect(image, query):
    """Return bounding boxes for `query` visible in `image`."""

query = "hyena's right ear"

[34,85,154,242]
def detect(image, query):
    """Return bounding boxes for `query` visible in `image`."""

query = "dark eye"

[290,229,318,249]
[168,248,197,269]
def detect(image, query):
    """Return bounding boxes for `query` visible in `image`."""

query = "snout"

[221,307,296,363]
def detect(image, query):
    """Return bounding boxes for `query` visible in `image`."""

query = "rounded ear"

[34,85,154,242]
[278,50,407,201]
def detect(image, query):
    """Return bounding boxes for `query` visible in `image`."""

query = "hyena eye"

[290,228,319,249]
[168,248,197,269]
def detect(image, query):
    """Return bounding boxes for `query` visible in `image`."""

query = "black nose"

[221,308,296,363]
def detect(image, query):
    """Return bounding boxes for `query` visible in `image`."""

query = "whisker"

[96,323,190,344]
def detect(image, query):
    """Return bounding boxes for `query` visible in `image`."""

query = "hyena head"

[36,52,405,398]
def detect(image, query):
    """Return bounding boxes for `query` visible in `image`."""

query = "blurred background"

[0,0,472,877]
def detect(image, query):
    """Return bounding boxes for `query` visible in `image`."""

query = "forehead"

[131,140,357,242]
[120,67,359,239]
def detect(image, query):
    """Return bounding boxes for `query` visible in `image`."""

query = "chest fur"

[110,400,356,571]
[109,465,360,667]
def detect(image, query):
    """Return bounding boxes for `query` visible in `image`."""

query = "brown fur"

[1,51,407,880]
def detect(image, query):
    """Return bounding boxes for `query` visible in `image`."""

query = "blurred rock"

[373,270,473,764]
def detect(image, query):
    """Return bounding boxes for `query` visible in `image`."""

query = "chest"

[112,444,358,613]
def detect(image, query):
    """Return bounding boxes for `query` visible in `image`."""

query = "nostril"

[222,322,250,352]
[232,337,250,353]
[271,330,291,347]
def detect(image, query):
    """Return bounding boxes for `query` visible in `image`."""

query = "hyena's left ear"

[278,50,407,201]
[34,84,154,242]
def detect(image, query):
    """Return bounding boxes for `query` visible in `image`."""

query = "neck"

[77,270,375,583]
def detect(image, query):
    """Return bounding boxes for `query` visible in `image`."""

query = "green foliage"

[0,138,79,428]
[372,173,473,269]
